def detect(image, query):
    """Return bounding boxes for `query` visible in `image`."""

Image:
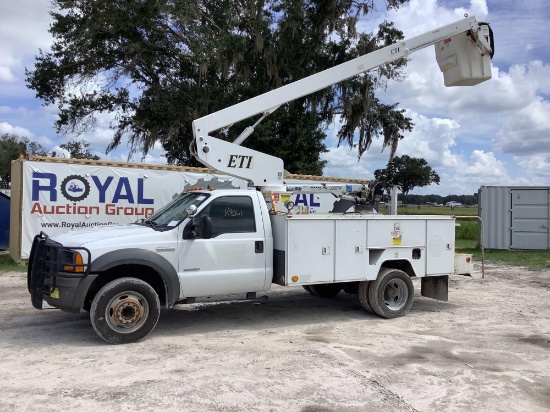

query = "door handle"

[255,241,264,253]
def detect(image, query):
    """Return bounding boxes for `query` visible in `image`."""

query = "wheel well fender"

[88,249,179,307]
[379,259,416,278]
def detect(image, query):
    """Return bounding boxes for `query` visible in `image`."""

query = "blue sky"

[1,0,549,196]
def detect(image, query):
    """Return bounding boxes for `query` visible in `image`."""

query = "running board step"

[172,295,268,311]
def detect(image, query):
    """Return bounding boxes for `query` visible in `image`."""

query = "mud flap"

[421,275,448,302]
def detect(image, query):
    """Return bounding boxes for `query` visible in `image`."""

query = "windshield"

[143,192,210,228]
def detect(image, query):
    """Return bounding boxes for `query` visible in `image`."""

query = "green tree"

[374,155,440,199]
[0,134,50,189]
[27,0,413,175]
[52,140,100,160]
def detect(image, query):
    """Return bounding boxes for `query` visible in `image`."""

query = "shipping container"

[478,186,550,250]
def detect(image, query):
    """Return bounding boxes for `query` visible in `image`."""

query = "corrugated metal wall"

[479,186,511,249]
[478,186,550,250]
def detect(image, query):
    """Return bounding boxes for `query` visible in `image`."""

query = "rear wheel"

[358,280,374,313]
[90,277,160,344]
[308,284,342,298]
[368,269,414,319]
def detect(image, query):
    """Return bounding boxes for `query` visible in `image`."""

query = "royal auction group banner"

[20,161,245,259]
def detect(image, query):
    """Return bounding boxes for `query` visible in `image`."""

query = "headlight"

[62,250,85,273]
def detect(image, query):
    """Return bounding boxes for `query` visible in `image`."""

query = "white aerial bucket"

[435,23,493,87]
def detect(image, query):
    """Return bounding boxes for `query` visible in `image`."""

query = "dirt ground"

[1,263,549,412]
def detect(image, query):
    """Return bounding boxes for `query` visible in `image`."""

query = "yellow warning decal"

[392,237,402,246]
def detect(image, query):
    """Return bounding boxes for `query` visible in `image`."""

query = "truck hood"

[50,224,163,247]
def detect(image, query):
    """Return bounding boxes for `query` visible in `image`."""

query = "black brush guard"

[27,232,91,309]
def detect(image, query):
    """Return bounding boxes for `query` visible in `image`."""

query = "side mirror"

[182,216,212,240]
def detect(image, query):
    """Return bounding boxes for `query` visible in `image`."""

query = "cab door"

[177,194,268,297]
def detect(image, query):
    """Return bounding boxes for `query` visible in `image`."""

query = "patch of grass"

[379,205,478,216]
[0,252,27,273]
[456,221,478,240]
[456,239,478,249]
[457,247,550,270]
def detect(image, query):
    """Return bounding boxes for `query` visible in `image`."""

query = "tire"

[308,284,342,298]
[368,269,414,319]
[303,285,315,294]
[357,280,374,313]
[90,277,160,344]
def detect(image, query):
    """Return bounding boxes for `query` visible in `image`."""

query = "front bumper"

[28,232,95,311]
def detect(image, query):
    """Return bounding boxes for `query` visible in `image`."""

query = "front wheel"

[90,277,160,344]
[368,269,414,319]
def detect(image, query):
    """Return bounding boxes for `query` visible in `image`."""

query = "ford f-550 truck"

[28,16,493,343]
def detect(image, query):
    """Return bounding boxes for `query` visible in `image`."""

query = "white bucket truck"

[28,16,493,343]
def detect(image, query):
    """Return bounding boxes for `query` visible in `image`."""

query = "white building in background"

[446,201,463,207]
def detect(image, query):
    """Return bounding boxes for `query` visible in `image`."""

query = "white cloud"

[0,121,55,151]
[0,67,16,82]
[32,134,55,149]
[454,0,488,19]
[321,111,463,189]
[141,152,168,165]
[514,154,550,179]
[385,0,488,36]
[321,106,521,196]
[321,145,374,179]
[50,145,71,158]
[412,150,512,196]
[494,98,550,156]
[0,2,53,58]
[102,148,168,166]
[0,122,33,137]
[465,150,506,176]
[394,112,461,168]
[484,1,550,69]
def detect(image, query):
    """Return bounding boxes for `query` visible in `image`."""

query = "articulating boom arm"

[192,15,493,191]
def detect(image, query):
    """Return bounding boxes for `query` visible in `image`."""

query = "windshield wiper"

[143,220,165,230]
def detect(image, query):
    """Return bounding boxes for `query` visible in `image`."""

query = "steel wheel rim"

[105,291,149,334]
[383,278,408,311]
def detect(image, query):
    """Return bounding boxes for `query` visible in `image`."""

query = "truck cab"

[176,190,273,297]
